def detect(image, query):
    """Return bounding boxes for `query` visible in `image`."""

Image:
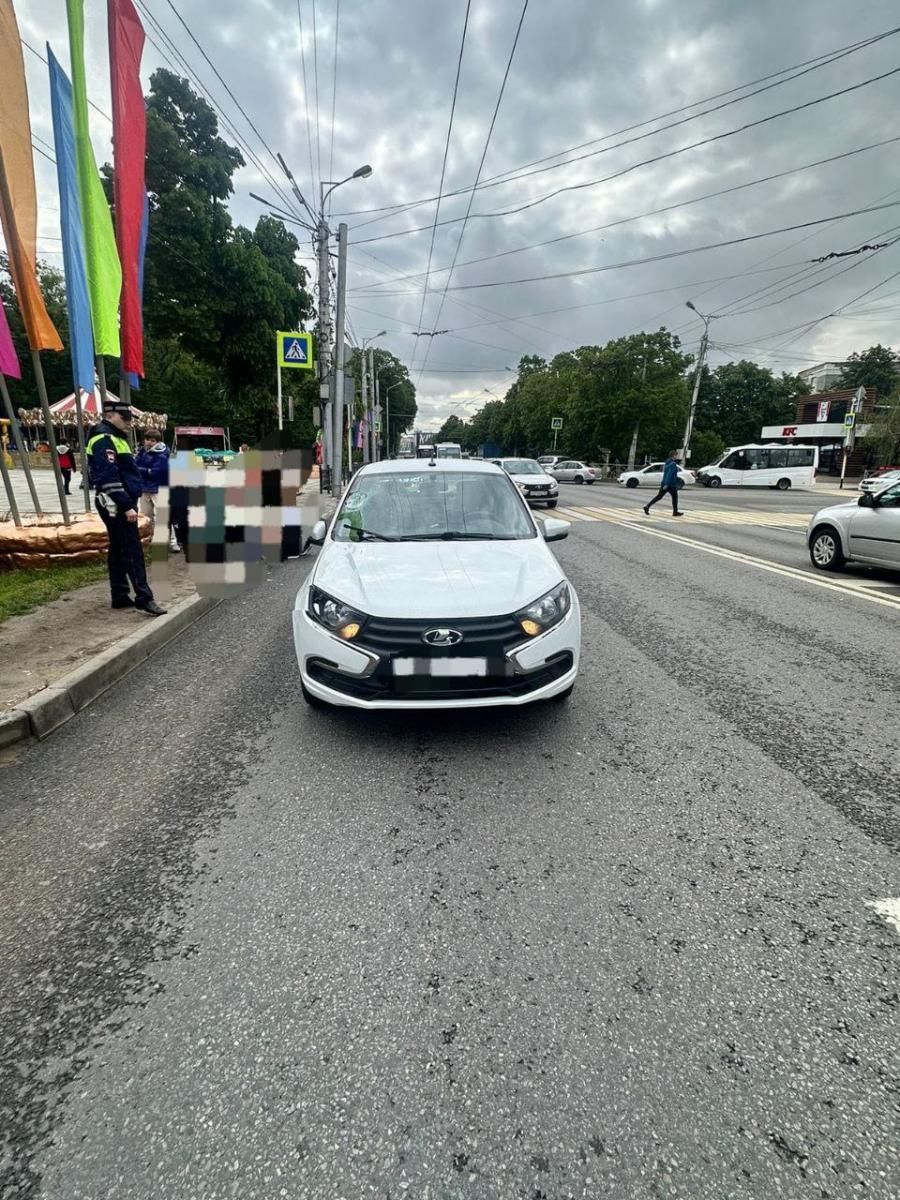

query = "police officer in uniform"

[87,401,167,615]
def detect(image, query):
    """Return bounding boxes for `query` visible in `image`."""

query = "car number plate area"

[393,657,488,677]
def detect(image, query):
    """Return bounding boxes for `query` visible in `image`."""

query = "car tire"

[574,475,584,484]
[708,476,722,488]
[548,683,574,703]
[776,477,792,491]
[809,526,845,572]
[586,478,595,485]
[625,478,639,488]
[301,679,327,709]
[547,500,558,508]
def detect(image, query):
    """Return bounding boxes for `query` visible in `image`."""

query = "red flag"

[108,0,145,376]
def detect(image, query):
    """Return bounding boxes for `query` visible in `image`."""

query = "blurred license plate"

[393,657,487,677]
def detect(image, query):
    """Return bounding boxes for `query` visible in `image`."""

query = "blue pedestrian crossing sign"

[277,331,314,370]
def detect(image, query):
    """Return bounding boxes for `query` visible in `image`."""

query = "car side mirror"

[542,518,569,542]
[309,519,327,545]
[858,493,875,509]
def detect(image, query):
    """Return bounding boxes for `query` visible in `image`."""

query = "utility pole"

[374,373,382,462]
[361,352,370,465]
[627,356,648,472]
[274,156,372,492]
[368,349,377,463]
[681,301,715,465]
[332,223,349,495]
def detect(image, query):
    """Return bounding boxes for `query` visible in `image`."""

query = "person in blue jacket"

[86,401,166,615]
[136,428,180,551]
[643,451,685,517]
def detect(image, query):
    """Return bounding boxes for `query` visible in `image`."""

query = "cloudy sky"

[14,0,900,428]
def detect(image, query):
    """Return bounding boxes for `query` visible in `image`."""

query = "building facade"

[797,363,844,393]
[760,387,878,475]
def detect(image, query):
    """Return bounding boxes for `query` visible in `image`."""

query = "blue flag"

[47,45,94,395]
[127,191,149,391]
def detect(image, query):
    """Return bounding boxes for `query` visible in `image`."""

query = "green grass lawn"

[0,561,108,624]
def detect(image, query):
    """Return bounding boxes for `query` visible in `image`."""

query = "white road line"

[866,898,900,935]
[577,511,900,612]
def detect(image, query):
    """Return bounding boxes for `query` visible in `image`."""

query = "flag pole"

[72,387,91,511]
[0,424,22,526]
[30,349,71,524]
[0,372,43,514]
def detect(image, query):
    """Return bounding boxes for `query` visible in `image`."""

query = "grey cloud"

[16,0,900,428]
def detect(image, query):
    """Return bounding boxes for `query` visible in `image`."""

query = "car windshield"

[503,459,543,475]
[333,470,536,541]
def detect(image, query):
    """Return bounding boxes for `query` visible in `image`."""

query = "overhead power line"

[136,0,304,223]
[411,0,473,375]
[296,0,318,199]
[351,134,900,292]
[160,0,298,211]
[350,199,900,296]
[353,65,900,245]
[335,22,900,221]
[417,0,530,384]
[21,38,112,122]
[327,0,341,193]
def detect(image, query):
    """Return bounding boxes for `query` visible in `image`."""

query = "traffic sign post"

[839,390,864,488]
[551,416,563,452]
[275,332,314,432]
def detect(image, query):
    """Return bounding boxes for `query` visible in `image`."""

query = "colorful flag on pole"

[0,0,63,352]
[0,295,21,378]
[65,0,121,357]
[47,47,95,395]
[127,190,149,390]
[109,0,146,377]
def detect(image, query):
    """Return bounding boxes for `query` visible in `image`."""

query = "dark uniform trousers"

[97,505,154,607]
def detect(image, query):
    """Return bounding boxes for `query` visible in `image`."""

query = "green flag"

[66,0,121,357]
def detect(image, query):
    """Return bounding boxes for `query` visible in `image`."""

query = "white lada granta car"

[293,459,581,710]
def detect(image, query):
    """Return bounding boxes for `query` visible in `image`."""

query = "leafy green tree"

[863,395,900,466]
[346,347,416,457]
[837,345,899,398]
[694,360,806,448]
[433,414,466,444]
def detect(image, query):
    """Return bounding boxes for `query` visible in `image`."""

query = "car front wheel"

[708,476,722,488]
[547,500,558,508]
[625,477,639,488]
[809,526,845,572]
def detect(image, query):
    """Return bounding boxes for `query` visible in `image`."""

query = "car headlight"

[549,480,558,491]
[516,580,571,637]
[308,586,365,640]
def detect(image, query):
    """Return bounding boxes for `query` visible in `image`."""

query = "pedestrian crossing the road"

[541,504,810,531]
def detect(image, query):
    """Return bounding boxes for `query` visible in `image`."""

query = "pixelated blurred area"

[150,442,329,600]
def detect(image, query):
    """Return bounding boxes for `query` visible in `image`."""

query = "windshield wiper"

[399,531,516,541]
[341,522,398,542]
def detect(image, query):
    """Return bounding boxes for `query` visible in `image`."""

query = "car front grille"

[356,612,525,658]
[308,651,574,702]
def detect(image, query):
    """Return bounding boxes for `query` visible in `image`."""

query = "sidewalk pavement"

[0,477,334,749]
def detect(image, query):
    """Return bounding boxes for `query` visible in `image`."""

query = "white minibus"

[696,444,818,490]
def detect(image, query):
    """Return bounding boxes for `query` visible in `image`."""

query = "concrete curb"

[0,593,220,749]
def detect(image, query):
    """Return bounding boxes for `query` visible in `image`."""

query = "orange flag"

[0,0,63,351]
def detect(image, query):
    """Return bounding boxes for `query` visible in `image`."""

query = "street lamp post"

[681,300,717,466]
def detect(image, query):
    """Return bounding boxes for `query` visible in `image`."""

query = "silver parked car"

[550,460,597,485]
[808,478,900,572]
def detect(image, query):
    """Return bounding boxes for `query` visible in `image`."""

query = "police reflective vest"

[86,421,143,511]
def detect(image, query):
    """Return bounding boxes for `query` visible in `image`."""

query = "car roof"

[356,457,504,474]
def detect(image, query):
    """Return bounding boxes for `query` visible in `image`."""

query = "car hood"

[310,538,564,618]
[508,471,556,486]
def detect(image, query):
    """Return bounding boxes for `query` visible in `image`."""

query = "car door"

[717,450,745,485]
[555,461,575,482]
[849,482,900,566]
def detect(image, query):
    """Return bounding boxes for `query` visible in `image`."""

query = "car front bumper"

[293,596,580,710]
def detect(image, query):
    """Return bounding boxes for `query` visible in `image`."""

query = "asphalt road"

[1,485,898,1200]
